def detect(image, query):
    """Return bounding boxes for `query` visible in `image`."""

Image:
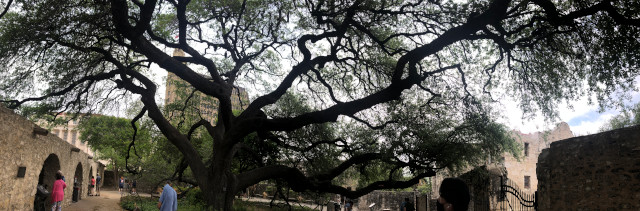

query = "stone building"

[0,106,104,210]
[503,122,573,193]
[431,122,574,198]
[165,49,249,124]
[40,113,96,156]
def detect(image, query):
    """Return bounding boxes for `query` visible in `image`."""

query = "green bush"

[233,200,316,211]
[120,195,206,211]
[183,187,206,208]
[121,195,315,211]
[120,196,157,211]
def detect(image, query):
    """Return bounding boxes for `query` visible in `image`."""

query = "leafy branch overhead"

[1,0,639,210]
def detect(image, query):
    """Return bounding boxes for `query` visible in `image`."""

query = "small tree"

[600,102,640,132]
[78,116,152,179]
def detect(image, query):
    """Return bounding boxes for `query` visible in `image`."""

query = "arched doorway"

[73,163,83,202]
[34,154,60,211]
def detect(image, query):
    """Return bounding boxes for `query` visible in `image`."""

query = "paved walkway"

[65,190,125,211]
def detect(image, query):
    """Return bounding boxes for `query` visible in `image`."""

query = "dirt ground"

[64,189,125,211]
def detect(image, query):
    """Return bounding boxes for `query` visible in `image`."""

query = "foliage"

[600,102,640,132]
[78,115,152,171]
[182,187,206,208]
[78,101,190,191]
[120,195,314,211]
[2,0,640,210]
[416,179,432,195]
[232,200,316,211]
[120,195,207,211]
[120,196,159,211]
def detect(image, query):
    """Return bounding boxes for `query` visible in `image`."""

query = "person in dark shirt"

[95,174,102,196]
[437,178,470,211]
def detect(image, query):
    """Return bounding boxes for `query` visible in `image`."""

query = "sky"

[500,86,640,136]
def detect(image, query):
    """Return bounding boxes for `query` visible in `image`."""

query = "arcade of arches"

[0,106,104,210]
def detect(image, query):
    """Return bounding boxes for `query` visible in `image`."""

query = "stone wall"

[537,125,640,210]
[0,106,104,210]
[43,113,95,156]
[430,122,574,199]
[355,190,419,211]
[504,122,573,193]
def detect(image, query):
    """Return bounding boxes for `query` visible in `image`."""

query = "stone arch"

[74,163,83,201]
[35,153,60,210]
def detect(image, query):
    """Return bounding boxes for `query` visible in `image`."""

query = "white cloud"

[569,113,615,136]
[497,93,621,135]
[495,97,546,134]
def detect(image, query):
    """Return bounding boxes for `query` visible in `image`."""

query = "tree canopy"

[600,101,640,131]
[1,0,640,210]
[78,115,152,172]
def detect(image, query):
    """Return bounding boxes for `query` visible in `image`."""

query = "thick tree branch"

[236,163,435,199]
[0,0,12,19]
[234,1,510,138]
[237,152,385,190]
[1,70,123,109]
[532,0,640,27]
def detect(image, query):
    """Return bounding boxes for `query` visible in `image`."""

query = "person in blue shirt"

[95,174,102,196]
[157,180,178,211]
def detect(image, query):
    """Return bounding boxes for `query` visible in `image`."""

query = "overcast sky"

[500,84,640,136]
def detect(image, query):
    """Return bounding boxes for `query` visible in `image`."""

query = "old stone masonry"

[0,106,104,210]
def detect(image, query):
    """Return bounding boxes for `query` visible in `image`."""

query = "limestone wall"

[0,106,104,210]
[537,125,640,210]
[355,190,419,211]
[44,113,95,156]
[503,122,573,193]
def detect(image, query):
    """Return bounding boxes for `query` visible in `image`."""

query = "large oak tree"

[1,0,640,210]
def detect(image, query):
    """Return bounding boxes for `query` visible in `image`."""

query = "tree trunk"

[194,143,238,211]
[197,169,237,210]
[113,160,118,189]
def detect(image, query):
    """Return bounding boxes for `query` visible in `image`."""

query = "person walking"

[131,179,137,194]
[157,180,178,211]
[51,171,67,211]
[401,197,414,211]
[119,176,125,195]
[95,174,101,196]
[345,200,353,211]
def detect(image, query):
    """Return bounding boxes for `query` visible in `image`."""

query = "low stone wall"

[355,190,420,211]
[0,106,104,210]
[537,125,640,210]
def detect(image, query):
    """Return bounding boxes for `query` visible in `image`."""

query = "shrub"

[120,195,206,211]
[120,196,157,211]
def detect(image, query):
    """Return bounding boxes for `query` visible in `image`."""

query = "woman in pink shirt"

[51,172,66,211]
[90,176,96,196]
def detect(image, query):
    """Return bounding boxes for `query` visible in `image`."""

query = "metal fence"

[498,176,536,211]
